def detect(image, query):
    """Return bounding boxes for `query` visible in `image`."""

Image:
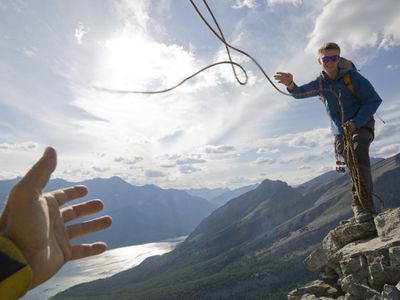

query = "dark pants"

[335,119,375,212]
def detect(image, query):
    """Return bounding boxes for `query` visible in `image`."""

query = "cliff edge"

[288,207,400,300]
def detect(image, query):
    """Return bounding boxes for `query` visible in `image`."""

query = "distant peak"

[109,176,125,182]
[257,179,289,192]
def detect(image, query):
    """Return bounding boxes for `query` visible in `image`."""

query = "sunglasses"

[321,55,340,64]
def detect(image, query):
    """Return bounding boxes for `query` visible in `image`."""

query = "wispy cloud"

[0,142,38,152]
[386,64,399,71]
[146,170,166,178]
[17,47,38,57]
[114,156,144,165]
[376,143,400,157]
[256,157,277,165]
[257,147,280,154]
[267,0,303,7]
[75,22,90,45]
[306,0,400,54]
[179,165,202,174]
[233,0,258,9]
[202,144,236,154]
[176,158,207,165]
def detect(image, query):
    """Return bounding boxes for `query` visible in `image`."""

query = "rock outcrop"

[288,208,400,300]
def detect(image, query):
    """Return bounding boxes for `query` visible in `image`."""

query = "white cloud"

[145,170,166,178]
[159,129,184,143]
[115,0,151,31]
[267,0,303,7]
[160,163,176,168]
[233,0,258,9]
[160,154,181,161]
[376,143,400,157]
[379,14,400,50]
[97,37,195,89]
[75,22,89,45]
[92,166,110,173]
[202,144,236,154]
[114,156,144,165]
[257,127,331,150]
[298,165,311,170]
[386,64,399,71]
[306,0,400,55]
[179,165,202,174]
[18,47,38,57]
[288,136,317,148]
[0,142,39,152]
[257,147,280,154]
[376,123,399,139]
[176,158,206,165]
[256,157,277,165]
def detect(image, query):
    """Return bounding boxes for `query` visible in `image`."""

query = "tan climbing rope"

[336,90,374,213]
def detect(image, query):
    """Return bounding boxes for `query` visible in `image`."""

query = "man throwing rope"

[274,42,382,223]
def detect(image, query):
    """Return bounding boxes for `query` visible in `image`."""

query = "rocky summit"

[288,207,400,300]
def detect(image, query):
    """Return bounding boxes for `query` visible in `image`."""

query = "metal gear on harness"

[335,155,346,173]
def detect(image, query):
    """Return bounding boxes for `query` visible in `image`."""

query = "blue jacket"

[289,62,382,135]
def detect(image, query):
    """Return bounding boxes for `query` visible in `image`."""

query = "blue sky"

[0,0,399,189]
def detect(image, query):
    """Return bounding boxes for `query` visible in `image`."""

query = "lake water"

[23,237,185,300]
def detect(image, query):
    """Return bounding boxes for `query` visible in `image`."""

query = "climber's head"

[318,42,341,79]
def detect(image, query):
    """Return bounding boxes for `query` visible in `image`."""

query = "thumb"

[19,147,57,193]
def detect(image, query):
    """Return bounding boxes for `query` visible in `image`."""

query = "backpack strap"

[317,76,326,103]
[343,72,355,96]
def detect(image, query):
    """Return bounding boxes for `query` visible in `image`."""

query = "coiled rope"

[333,90,376,213]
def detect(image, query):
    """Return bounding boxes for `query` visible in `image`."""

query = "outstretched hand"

[0,147,112,289]
[274,72,293,86]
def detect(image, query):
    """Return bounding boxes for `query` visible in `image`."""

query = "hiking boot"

[355,212,374,223]
[352,205,374,223]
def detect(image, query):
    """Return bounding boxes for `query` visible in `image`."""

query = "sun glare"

[103,36,155,87]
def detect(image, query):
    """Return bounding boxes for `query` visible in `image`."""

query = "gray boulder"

[289,208,400,300]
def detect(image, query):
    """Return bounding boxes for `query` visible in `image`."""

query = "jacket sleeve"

[288,79,320,99]
[0,235,33,299]
[350,72,382,129]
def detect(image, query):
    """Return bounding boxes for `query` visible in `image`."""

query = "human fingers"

[19,147,57,193]
[70,242,108,261]
[67,216,112,240]
[344,122,356,133]
[62,199,104,223]
[48,185,88,207]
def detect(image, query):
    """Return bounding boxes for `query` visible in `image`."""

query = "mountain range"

[0,176,217,249]
[53,153,400,299]
[0,176,263,249]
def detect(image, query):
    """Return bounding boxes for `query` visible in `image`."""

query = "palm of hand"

[274,72,293,85]
[4,188,71,287]
[0,147,112,289]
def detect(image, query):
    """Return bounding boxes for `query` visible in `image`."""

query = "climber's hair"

[318,42,341,56]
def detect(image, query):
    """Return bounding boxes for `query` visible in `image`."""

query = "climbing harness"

[335,157,346,173]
